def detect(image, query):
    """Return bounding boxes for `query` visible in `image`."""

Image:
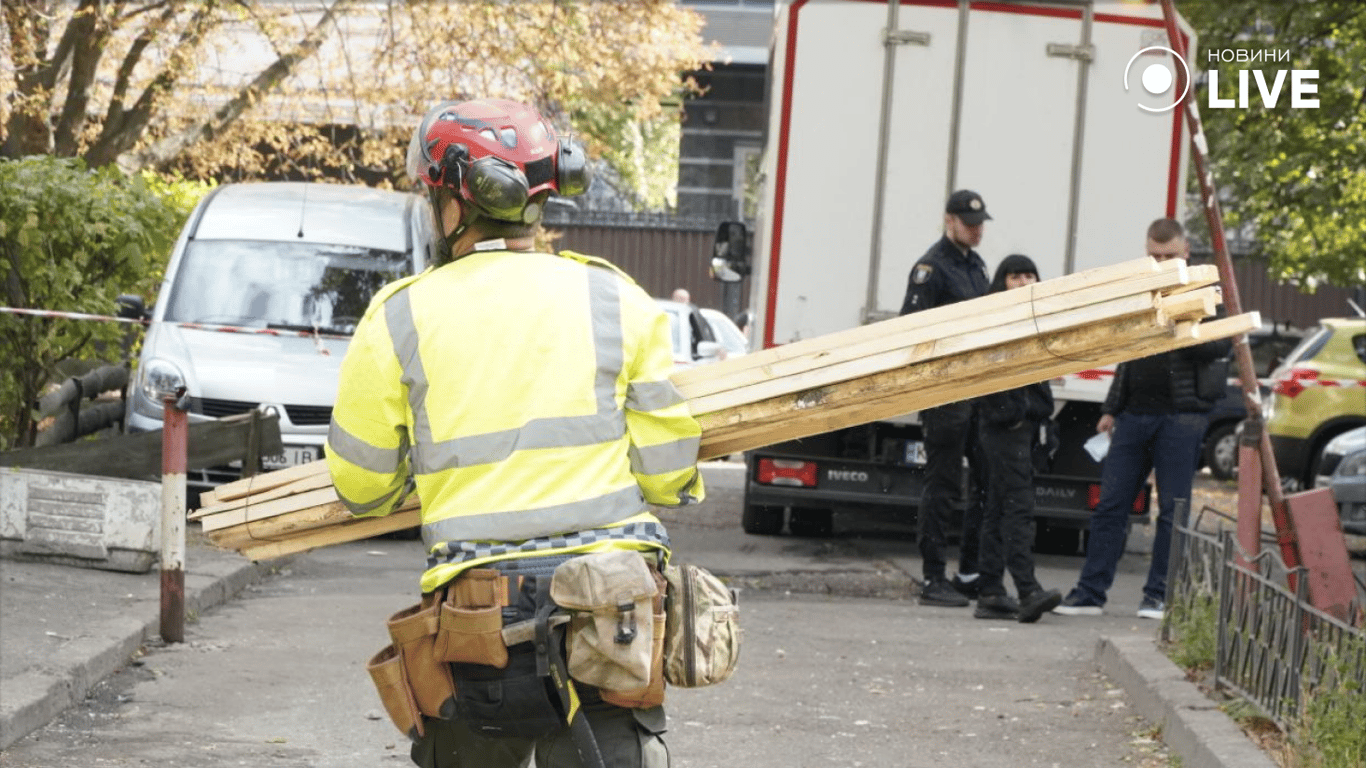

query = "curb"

[1095,634,1278,768]
[0,553,288,751]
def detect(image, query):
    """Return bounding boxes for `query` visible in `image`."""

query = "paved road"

[4,461,1314,767]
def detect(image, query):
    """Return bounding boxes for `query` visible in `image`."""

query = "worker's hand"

[1096,414,1115,434]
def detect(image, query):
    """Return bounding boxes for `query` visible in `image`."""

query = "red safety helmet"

[406,99,589,226]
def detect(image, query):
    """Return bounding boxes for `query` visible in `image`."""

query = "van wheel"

[742,504,785,535]
[788,507,833,538]
[1204,422,1238,481]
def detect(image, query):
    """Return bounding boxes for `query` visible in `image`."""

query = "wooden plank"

[672,256,1186,395]
[205,495,418,549]
[684,294,1164,417]
[695,312,1259,459]
[197,486,340,533]
[237,508,422,561]
[190,467,336,520]
[201,456,331,505]
[675,260,1208,403]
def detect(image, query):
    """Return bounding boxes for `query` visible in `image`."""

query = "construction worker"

[900,189,993,608]
[327,98,704,768]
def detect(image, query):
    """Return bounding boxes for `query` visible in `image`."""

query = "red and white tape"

[1,306,349,341]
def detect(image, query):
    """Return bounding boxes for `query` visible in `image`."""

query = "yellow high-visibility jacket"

[326,248,704,593]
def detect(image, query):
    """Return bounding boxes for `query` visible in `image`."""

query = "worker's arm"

[326,301,413,518]
[621,288,705,507]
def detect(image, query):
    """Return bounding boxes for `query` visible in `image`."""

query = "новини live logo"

[1124,46,1319,112]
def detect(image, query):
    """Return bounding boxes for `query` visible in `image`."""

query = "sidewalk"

[0,465,1275,767]
[0,535,283,750]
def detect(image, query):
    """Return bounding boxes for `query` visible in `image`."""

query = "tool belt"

[365,550,669,745]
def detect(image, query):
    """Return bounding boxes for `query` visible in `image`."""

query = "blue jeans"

[1074,411,1207,605]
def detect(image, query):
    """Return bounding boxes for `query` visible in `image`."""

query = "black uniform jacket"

[899,234,991,315]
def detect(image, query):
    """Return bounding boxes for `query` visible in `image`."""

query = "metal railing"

[1163,510,1366,730]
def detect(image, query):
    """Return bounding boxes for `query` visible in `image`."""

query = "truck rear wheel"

[742,503,785,535]
[1034,522,1081,555]
[788,507,833,538]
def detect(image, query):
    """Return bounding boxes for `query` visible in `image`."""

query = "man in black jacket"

[901,190,993,607]
[973,255,1064,623]
[1054,219,1232,620]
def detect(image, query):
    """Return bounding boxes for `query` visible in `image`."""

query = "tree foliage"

[0,156,206,449]
[1180,0,1366,289]
[1,1,713,207]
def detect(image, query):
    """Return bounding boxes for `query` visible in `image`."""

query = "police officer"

[900,189,992,607]
[327,98,704,767]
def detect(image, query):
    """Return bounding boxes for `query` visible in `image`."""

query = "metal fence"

[1163,511,1366,730]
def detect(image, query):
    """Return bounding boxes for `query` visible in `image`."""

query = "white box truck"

[710,0,1196,550]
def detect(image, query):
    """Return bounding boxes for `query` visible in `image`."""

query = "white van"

[123,182,434,492]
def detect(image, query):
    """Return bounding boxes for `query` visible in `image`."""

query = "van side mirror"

[710,221,751,283]
[116,294,148,321]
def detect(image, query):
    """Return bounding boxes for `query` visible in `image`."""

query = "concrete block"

[0,466,160,572]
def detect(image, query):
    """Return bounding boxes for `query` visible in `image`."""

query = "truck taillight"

[1087,484,1149,513]
[756,458,817,487]
[1273,368,1318,399]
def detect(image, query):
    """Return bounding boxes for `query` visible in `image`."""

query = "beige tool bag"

[550,550,661,692]
[662,562,741,687]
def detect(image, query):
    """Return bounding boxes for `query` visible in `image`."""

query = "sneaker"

[951,573,981,600]
[1136,596,1165,620]
[973,594,1019,620]
[919,578,970,607]
[1051,591,1104,616]
[1017,588,1062,624]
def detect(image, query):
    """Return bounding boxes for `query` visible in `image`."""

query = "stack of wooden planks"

[190,256,1259,561]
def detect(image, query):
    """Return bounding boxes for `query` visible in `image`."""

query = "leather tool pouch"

[449,575,563,739]
[435,568,510,668]
[386,599,457,720]
[366,644,424,741]
[550,551,662,697]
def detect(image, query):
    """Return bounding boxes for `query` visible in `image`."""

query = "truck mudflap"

[741,451,1151,538]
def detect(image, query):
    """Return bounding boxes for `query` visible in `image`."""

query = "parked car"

[121,182,434,494]
[657,299,726,369]
[1263,317,1366,490]
[700,307,750,359]
[1313,426,1366,535]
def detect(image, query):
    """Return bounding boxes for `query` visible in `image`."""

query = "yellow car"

[1264,317,1366,490]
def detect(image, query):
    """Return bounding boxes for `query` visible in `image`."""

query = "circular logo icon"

[1123,46,1191,113]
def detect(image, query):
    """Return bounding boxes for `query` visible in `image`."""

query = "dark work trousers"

[917,401,975,582]
[976,420,1043,599]
[960,409,988,576]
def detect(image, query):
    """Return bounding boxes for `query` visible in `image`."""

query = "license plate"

[904,440,927,466]
[262,444,319,470]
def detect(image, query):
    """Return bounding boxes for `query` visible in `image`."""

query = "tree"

[1179,0,1366,288]
[1,1,713,206]
[0,156,205,449]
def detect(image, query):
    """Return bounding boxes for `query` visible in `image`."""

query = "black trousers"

[917,401,977,581]
[976,420,1042,598]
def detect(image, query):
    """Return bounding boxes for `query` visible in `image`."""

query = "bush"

[0,156,208,449]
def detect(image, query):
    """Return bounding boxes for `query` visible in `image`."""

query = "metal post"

[160,389,189,644]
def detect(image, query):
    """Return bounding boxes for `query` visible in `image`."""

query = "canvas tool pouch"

[434,568,510,668]
[550,550,659,693]
[366,643,424,741]
[386,599,457,720]
[663,562,741,687]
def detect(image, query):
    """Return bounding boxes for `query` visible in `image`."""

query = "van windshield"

[164,240,410,335]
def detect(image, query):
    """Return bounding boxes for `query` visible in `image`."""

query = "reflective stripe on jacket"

[326,249,704,592]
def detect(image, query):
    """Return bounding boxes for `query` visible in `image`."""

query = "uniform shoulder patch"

[912,263,935,285]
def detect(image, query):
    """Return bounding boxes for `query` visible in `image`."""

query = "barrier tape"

[1,306,349,342]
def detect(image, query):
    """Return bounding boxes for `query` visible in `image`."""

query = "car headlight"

[1335,451,1366,480]
[139,358,187,403]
